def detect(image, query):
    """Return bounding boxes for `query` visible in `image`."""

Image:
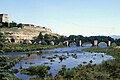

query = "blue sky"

[0,0,120,36]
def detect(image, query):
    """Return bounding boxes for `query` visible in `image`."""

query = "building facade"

[0,14,9,23]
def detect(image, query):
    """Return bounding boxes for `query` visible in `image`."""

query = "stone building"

[0,14,9,23]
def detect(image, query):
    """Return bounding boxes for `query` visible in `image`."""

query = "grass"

[29,46,120,80]
[1,43,120,80]
[0,54,23,80]
[83,46,120,58]
[20,65,51,77]
[2,43,65,52]
[0,43,65,79]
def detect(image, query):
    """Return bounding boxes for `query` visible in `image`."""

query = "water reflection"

[10,46,113,80]
[98,42,107,48]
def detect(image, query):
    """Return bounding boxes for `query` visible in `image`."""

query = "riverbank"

[1,43,65,52]
[0,54,24,80]
[0,44,65,80]
[28,46,120,80]
[83,46,120,59]
[1,46,120,80]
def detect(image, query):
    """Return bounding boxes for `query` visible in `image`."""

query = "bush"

[11,69,19,73]
[0,42,4,48]
[21,65,51,77]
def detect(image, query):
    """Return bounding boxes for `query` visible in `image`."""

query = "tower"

[0,14,9,23]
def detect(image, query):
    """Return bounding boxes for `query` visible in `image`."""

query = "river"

[9,46,113,80]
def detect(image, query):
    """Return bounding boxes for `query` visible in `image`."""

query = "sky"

[0,0,120,36]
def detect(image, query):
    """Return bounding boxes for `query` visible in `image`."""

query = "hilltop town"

[0,14,58,43]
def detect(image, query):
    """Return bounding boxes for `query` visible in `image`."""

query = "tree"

[59,36,67,42]
[0,32,5,43]
[75,35,83,40]
[44,34,53,40]
[38,32,43,40]
[115,39,120,45]
[68,35,76,41]
[2,22,9,27]
[53,36,58,40]
[34,32,44,43]
[0,41,3,49]
[0,32,5,51]
[44,34,50,45]
[17,23,23,28]
[9,21,17,28]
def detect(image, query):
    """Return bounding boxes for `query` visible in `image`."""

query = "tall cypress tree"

[36,32,43,42]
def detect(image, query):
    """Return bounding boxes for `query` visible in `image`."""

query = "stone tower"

[0,14,9,23]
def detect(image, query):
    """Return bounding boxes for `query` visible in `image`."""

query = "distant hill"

[1,27,58,43]
[110,35,120,39]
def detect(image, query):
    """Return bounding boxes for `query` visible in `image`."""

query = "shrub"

[11,69,19,73]
[21,65,51,77]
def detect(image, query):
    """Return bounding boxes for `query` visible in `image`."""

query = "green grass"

[2,43,65,52]
[83,47,120,58]
[20,65,50,77]
[0,54,23,80]
[29,47,120,80]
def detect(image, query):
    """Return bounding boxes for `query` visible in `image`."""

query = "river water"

[9,46,113,80]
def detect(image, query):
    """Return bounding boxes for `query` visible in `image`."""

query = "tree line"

[36,33,120,45]
[0,22,120,45]
[0,22,23,28]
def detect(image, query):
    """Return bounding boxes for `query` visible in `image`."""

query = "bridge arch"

[82,42,92,47]
[63,40,114,47]
[98,42,107,48]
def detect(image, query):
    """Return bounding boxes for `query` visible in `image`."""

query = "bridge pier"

[94,40,98,46]
[108,41,111,46]
[79,40,82,46]
[64,41,69,47]
[63,40,112,47]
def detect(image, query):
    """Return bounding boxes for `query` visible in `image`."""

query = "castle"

[0,14,9,23]
[0,14,57,43]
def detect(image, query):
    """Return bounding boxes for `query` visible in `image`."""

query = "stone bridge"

[63,40,114,47]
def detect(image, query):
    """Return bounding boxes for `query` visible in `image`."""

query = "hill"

[0,26,58,43]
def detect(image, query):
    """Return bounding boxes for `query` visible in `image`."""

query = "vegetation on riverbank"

[0,54,24,80]
[1,31,120,80]
[83,47,120,59]
[0,43,65,79]
[2,43,65,52]
[20,65,51,77]
[28,47,120,80]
